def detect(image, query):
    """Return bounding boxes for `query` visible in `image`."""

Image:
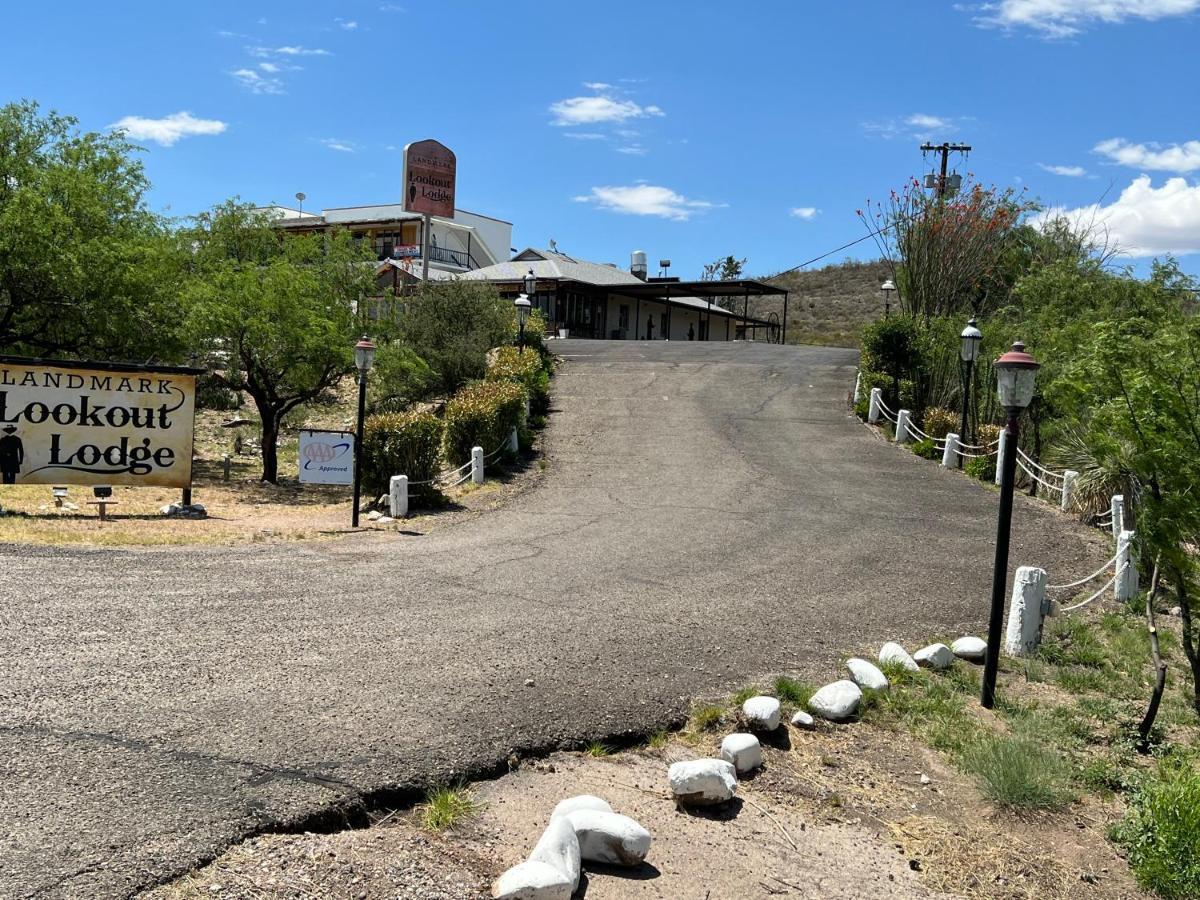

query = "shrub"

[922,407,958,439]
[858,369,916,415]
[1111,761,1200,898]
[196,372,243,411]
[961,734,1074,809]
[965,454,996,482]
[361,411,444,506]
[401,281,514,395]
[443,380,525,465]
[487,346,550,414]
[977,423,1002,449]
[912,438,940,460]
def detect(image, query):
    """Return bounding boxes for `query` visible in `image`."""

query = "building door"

[660,312,668,340]
[618,304,630,339]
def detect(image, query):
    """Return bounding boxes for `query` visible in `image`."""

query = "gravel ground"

[0,340,1111,898]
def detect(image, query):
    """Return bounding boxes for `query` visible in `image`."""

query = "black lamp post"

[881,278,896,319]
[958,317,982,468]
[980,340,1040,709]
[350,334,376,528]
[515,293,531,351]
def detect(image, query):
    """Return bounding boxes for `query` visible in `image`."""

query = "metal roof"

[458,248,645,287]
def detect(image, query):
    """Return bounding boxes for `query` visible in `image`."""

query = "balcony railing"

[380,244,478,269]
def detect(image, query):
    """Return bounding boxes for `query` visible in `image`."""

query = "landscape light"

[354,335,377,373]
[994,340,1039,411]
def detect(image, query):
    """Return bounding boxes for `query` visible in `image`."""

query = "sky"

[3,0,1199,280]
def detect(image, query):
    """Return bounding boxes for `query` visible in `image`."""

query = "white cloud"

[563,132,606,141]
[232,68,285,94]
[250,45,331,57]
[258,61,281,73]
[790,207,820,219]
[1094,138,1200,173]
[550,95,665,126]
[379,2,405,9]
[976,0,1200,36]
[109,111,227,147]
[907,113,950,130]
[573,184,722,221]
[1035,175,1200,255]
[336,18,358,29]
[583,82,613,91]
[616,145,648,155]
[320,138,356,153]
[864,112,962,140]
[1039,163,1089,177]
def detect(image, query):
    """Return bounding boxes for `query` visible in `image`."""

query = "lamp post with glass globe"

[881,279,896,319]
[980,340,1040,709]
[351,334,377,528]
[958,318,983,468]
[517,270,536,349]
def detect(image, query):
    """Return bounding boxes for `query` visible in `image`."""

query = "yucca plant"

[1046,429,1142,520]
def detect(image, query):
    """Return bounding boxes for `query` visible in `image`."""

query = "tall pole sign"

[402,140,457,283]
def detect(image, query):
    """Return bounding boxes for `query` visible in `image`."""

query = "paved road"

[0,341,1105,898]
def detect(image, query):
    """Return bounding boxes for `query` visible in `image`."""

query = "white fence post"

[1061,470,1079,512]
[994,430,1008,486]
[1004,566,1049,656]
[853,371,862,404]
[1111,494,1125,542]
[389,475,408,518]
[941,433,959,468]
[867,387,882,424]
[471,446,484,484]
[1116,529,1138,601]
[894,409,912,443]
[508,427,519,454]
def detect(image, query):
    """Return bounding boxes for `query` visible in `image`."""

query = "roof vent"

[631,249,648,281]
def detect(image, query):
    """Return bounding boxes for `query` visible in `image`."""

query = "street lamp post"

[881,279,896,319]
[350,334,377,528]
[515,294,531,351]
[980,340,1040,709]
[958,317,983,469]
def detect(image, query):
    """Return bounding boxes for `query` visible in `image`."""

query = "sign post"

[402,139,457,283]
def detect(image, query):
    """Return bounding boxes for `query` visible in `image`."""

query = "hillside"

[754,259,893,347]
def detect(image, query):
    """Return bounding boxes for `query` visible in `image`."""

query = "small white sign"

[298,429,354,485]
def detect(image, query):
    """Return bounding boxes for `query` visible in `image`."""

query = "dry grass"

[755,259,892,347]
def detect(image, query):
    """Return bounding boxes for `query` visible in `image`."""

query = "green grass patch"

[421,785,480,831]
[646,729,669,750]
[730,685,760,706]
[773,676,815,708]
[689,703,725,732]
[961,734,1075,809]
[860,673,979,756]
[583,740,611,757]
[878,658,921,685]
[1111,760,1200,899]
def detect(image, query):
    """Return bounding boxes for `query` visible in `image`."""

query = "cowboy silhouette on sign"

[0,425,24,484]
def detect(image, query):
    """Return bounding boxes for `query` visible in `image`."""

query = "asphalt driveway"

[0,340,1106,898]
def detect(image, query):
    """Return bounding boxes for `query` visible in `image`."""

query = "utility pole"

[920,142,971,199]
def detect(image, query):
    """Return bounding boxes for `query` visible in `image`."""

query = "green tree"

[0,100,183,359]
[183,201,377,482]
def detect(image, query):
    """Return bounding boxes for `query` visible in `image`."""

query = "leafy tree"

[183,201,377,482]
[0,100,183,360]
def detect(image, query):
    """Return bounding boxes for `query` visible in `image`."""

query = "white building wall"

[601,294,734,341]
[455,211,511,266]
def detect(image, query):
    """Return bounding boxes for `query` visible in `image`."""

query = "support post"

[782,291,789,344]
[1116,529,1139,601]
[1111,494,1125,542]
[508,427,519,454]
[894,409,912,443]
[1061,470,1079,512]
[471,446,484,484]
[389,475,408,518]
[1003,566,1049,656]
[994,429,1008,486]
[867,387,882,424]
[982,410,1020,709]
[941,433,959,469]
[351,367,368,528]
[853,371,862,404]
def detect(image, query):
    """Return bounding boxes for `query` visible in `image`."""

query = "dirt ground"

[145,717,1147,900]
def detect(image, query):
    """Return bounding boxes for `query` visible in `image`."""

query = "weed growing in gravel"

[730,685,759,706]
[773,676,815,708]
[689,703,725,732]
[421,785,480,831]
[584,741,611,757]
[646,729,669,750]
[961,735,1075,809]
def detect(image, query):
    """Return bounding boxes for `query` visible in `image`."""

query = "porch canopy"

[608,279,789,343]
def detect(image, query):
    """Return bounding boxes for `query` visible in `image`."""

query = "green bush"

[965,454,996,481]
[443,380,525,465]
[400,281,514,395]
[961,734,1075,809]
[1111,761,1200,898]
[922,407,958,439]
[912,438,940,460]
[488,346,550,414]
[858,369,916,416]
[861,316,923,380]
[361,411,444,506]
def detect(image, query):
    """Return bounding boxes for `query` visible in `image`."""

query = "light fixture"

[514,295,532,351]
[960,318,982,362]
[523,268,536,296]
[994,340,1039,410]
[354,335,377,373]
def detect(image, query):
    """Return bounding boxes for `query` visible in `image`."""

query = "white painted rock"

[668,758,738,806]
[366,510,382,521]
[550,794,612,821]
[563,809,651,867]
[492,860,572,900]
[808,680,863,722]
[528,816,581,891]
[790,710,816,730]
[914,643,955,670]
[741,695,781,731]
[951,636,986,662]
[719,733,763,774]
[879,641,919,672]
[846,657,889,692]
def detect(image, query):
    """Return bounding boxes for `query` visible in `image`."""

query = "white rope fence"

[386,427,521,518]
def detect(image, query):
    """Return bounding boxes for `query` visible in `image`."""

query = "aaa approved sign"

[298,429,355,485]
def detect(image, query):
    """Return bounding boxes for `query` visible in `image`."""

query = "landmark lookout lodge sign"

[0,357,198,488]
[402,139,456,218]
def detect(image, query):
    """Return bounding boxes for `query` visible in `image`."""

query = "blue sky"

[3,0,1199,279]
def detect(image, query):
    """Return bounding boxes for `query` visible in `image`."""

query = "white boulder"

[741,695,781,731]
[563,809,651,867]
[845,658,889,692]
[528,816,581,892]
[667,758,737,806]
[808,680,863,722]
[914,643,955,670]
[550,794,612,821]
[879,641,919,672]
[719,733,763,774]
[790,710,816,730]
[950,636,986,662]
[492,860,572,900]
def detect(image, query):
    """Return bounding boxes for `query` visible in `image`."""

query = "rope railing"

[1017,447,1064,482]
[1059,564,1128,613]
[1046,548,1122,591]
[1016,456,1065,494]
